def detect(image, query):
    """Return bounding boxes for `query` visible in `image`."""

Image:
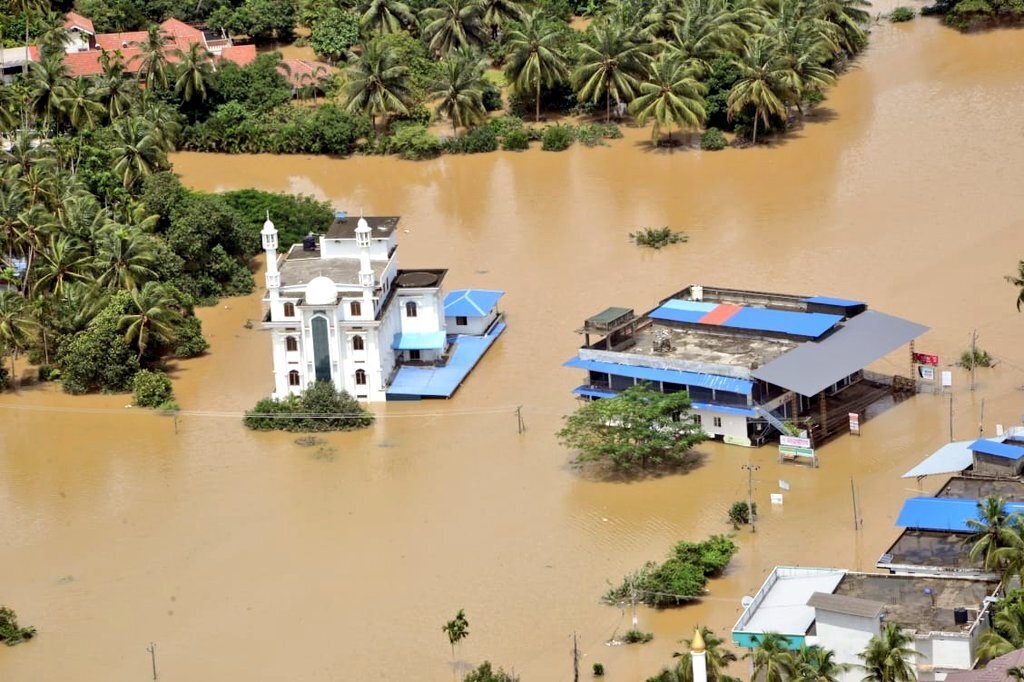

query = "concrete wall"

[320,236,394,261]
[446,310,497,336]
[693,408,749,444]
[580,347,753,380]
[814,610,879,682]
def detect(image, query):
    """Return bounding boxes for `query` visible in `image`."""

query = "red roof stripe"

[698,304,743,326]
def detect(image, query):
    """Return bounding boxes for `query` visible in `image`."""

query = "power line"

[0,402,523,420]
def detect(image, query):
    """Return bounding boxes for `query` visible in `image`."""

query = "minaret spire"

[261,213,280,299]
[691,628,707,682]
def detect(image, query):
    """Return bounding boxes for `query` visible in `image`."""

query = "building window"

[285,336,298,351]
[311,316,331,383]
[350,301,362,317]
[352,335,364,351]
[288,370,301,386]
[693,414,702,425]
[456,316,468,326]
[409,350,421,360]
[283,302,295,317]
[355,369,367,385]
[713,417,723,428]
[405,301,418,317]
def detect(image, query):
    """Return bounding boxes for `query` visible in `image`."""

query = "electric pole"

[572,632,580,682]
[970,329,978,392]
[742,463,759,532]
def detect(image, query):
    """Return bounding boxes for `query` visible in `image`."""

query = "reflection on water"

[2,19,1023,682]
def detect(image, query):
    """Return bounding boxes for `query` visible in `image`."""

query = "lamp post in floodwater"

[742,463,759,532]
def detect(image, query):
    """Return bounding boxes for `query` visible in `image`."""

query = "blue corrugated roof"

[970,439,1024,460]
[444,289,504,317]
[649,305,706,324]
[392,331,447,350]
[895,497,1024,531]
[386,322,505,398]
[722,308,842,338]
[660,299,717,312]
[692,402,758,417]
[572,386,617,399]
[803,296,866,307]
[564,357,753,395]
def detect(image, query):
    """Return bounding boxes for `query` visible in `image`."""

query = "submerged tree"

[629,53,707,144]
[503,11,568,123]
[573,22,651,122]
[726,35,791,145]
[443,608,470,658]
[0,605,36,646]
[428,49,489,134]
[1007,260,1024,312]
[343,38,412,130]
[557,383,706,471]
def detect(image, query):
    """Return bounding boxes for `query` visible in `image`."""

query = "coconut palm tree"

[482,0,524,40]
[573,22,651,122]
[137,95,183,151]
[358,0,417,35]
[13,203,57,295]
[34,233,93,296]
[95,49,137,120]
[56,78,105,131]
[1006,260,1024,312]
[630,53,707,144]
[0,86,22,132]
[28,55,70,131]
[0,290,36,386]
[37,14,72,59]
[746,632,795,682]
[666,0,754,71]
[112,117,166,190]
[343,38,412,130]
[673,626,740,682]
[94,225,158,291]
[762,3,837,113]
[504,11,569,123]
[977,597,1024,661]
[174,42,214,104]
[132,25,172,92]
[964,495,1024,576]
[791,644,850,682]
[429,49,488,134]
[119,281,182,361]
[14,0,48,76]
[726,35,792,145]
[421,0,487,56]
[811,0,870,55]
[858,622,918,682]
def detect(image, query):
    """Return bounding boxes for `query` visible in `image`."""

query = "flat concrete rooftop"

[881,529,979,572]
[618,321,797,370]
[834,573,997,634]
[937,476,1024,500]
[278,244,388,289]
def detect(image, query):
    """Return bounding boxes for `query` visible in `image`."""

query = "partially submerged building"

[732,566,1000,682]
[903,432,1024,480]
[261,213,504,402]
[566,285,927,446]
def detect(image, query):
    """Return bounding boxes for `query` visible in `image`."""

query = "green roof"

[586,307,633,328]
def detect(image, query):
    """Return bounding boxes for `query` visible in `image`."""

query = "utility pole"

[515,406,526,434]
[949,394,954,442]
[742,463,759,532]
[572,631,580,682]
[979,398,986,437]
[850,479,860,531]
[970,329,978,392]
[146,642,157,680]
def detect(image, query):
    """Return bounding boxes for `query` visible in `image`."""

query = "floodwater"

[3,17,1024,682]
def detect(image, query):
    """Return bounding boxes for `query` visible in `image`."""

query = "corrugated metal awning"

[564,357,753,395]
[392,331,447,350]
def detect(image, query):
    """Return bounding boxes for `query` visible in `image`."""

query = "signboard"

[941,371,953,388]
[918,366,935,382]
[914,353,940,366]
[779,445,815,456]
[849,412,860,435]
[780,435,811,448]
[770,494,784,505]
[779,480,791,491]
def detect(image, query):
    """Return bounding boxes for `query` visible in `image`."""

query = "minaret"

[691,628,707,682]
[262,211,280,302]
[355,216,374,287]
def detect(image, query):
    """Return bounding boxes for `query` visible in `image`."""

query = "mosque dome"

[356,217,371,233]
[305,276,337,306]
[261,214,276,236]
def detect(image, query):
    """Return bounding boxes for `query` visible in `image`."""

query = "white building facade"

[261,214,447,402]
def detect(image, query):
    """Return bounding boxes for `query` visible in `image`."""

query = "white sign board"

[770,494,784,505]
[941,371,953,387]
[849,412,860,434]
[779,480,791,491]
[919,366,935,382]
[780,435,811,448]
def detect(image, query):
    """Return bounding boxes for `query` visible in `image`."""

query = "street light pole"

[741,463,759,532]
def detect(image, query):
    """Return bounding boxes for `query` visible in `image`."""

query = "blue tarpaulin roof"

[802,296,866,307]
[895,497,1024,532]
[564,357,753,395]
[392,331,447,350]
[969,438,1024,460]
[444,289,504,317]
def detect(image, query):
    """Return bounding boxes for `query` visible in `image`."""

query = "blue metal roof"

[803,296,866,307]
[649,305,705,324]
[692,402,758,417]
[895,497,1024,532]
[969,438,1024,460]
[572,386,617,399]
[387,322,505,399]
[661,299,717,312]
[564,357,753,396]
[444,289,504,317]
[721,308,842,338]
[392,331,447,350]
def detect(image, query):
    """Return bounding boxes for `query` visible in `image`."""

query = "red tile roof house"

[278,58,335,95]
[946,649,1024,682]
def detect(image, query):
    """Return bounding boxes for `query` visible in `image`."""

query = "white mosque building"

[261,212,505,402]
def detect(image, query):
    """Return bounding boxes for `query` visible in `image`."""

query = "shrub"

[890,5,917,20]
[542,124,574,151]
[728,500,758,528]
[389,124,443,160]
[464,661,520,682]
[958,347,994,369]
[243,381,374,432]
[37,365,60,382]
[0,366,7,390]
[593,663,605,676]
[219,188,334,252]
[483,83,503,111]
[173,316,210,358]
[577,123,623,146]
[630,226,688,249]
[502,128,530,151]
[133,370,174,408]
[0,606,35,646]
[486,115,525,137]
[623,629,654,644]
[700,127,728,151]
[58,292,140,394]
[446,126,499,154]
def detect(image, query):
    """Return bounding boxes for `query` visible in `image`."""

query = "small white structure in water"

[261,212,504,402]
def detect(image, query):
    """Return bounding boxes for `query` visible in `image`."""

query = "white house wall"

[813,611,879,682]
[445,310,496,336]
[694,409,749,445]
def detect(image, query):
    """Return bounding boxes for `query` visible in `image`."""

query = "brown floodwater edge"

[1,18,1023,682]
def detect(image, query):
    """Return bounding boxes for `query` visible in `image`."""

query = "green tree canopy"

[557,383,707,471]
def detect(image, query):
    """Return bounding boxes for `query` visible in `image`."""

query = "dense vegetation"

[0,605,36,646]
[243,381,375,432]
[603,534,737,607]
[923,0,1024,30]
[557,384,707,471]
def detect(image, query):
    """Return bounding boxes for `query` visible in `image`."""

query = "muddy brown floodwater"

[3,18,1024,682]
